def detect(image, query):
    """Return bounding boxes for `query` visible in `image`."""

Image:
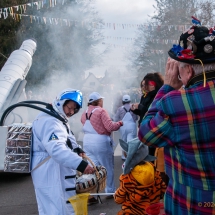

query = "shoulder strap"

[86,108,99,120]
[85,108,92,120]
[123,107,128,112]
[63,122,74,150]
[31,156,51,172]
[63,123,70,134]
[46,104,67,123]
[86,112,93,120]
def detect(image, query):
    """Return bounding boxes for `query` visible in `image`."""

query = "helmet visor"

[60,91,82,108]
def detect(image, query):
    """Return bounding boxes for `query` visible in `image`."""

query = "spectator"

[114,138,166,215]
[131,72,164,157]
[138,19,215,214]
[131,73,164,127]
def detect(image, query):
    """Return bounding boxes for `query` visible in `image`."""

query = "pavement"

[0,131,125,215]
[87,136,124,215]
[0,131,166,215]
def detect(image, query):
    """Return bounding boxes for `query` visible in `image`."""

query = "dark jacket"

[131,90,158,126]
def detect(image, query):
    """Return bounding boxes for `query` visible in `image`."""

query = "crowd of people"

[30,17,215,215]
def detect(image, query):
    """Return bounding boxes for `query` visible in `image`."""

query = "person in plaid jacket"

[139,18,215,215]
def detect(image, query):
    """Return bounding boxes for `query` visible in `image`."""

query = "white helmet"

[52,88,83,120]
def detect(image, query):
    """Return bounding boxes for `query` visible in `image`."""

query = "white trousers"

[83,134,115,193]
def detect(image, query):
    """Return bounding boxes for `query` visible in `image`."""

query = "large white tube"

[0,39,37,111]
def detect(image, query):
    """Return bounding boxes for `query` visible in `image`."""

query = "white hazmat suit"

[114,95,138,159]
[31,90,88,215]
[82,108,115,193]
[119,107,137,142]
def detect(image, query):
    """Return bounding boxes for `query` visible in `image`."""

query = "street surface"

[0,131,123,215]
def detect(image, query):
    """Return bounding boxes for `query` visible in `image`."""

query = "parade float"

[0,39,37,172]
[0,39,70,173]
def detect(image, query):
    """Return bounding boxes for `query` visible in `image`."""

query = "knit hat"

[168,16,215,64]
[119,137,156,175]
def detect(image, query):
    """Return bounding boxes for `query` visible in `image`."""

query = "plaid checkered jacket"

[138,81,215,191]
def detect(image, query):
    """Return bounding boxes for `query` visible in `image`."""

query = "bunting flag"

[104,37,174,44]
[148,38,179,44]
[103,43,131,50]
[1,2,210,33]
[99,37,179,44]
[102,43,165,53]
[0,0,65,13]
[105,36,135,41]
[104,23,192,32]
[0,10,195,33]
[104,36,177,43]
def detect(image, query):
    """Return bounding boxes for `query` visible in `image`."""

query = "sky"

[95,0,156,23]
[85,0,157,77]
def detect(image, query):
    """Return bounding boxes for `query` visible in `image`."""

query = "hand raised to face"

[164,58,183,90]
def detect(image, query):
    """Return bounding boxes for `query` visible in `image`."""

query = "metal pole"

[89,193,115,196]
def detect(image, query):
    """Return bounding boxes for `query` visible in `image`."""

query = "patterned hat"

[168,16,215,64]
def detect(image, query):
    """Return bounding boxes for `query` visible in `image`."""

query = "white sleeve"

[68,132,80,149]
[36,117,83,170]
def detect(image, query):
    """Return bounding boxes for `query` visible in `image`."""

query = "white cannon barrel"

[0,39,37,111]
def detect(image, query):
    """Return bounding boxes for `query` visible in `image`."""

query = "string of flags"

[0,2,191,32]
[141,50,164,54]
[105,23,191,31]
[103,37,179,45]
[0,0,67,20]
[0,11,97,28]
[149,39,179,44]
[0,0,92,11]
[104,36,135,41]
[0,10,192,33]
[103,43,164,53]
[1,1,212,34]
[0,0,66,13]
[0,12,76,26]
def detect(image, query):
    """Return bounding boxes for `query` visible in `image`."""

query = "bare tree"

[197,0,215,25]
[130,0,215,77]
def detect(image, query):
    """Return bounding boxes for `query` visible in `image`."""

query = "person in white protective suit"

[81,92,123,202]
[114,95,138,160]
[31,89,95,215]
